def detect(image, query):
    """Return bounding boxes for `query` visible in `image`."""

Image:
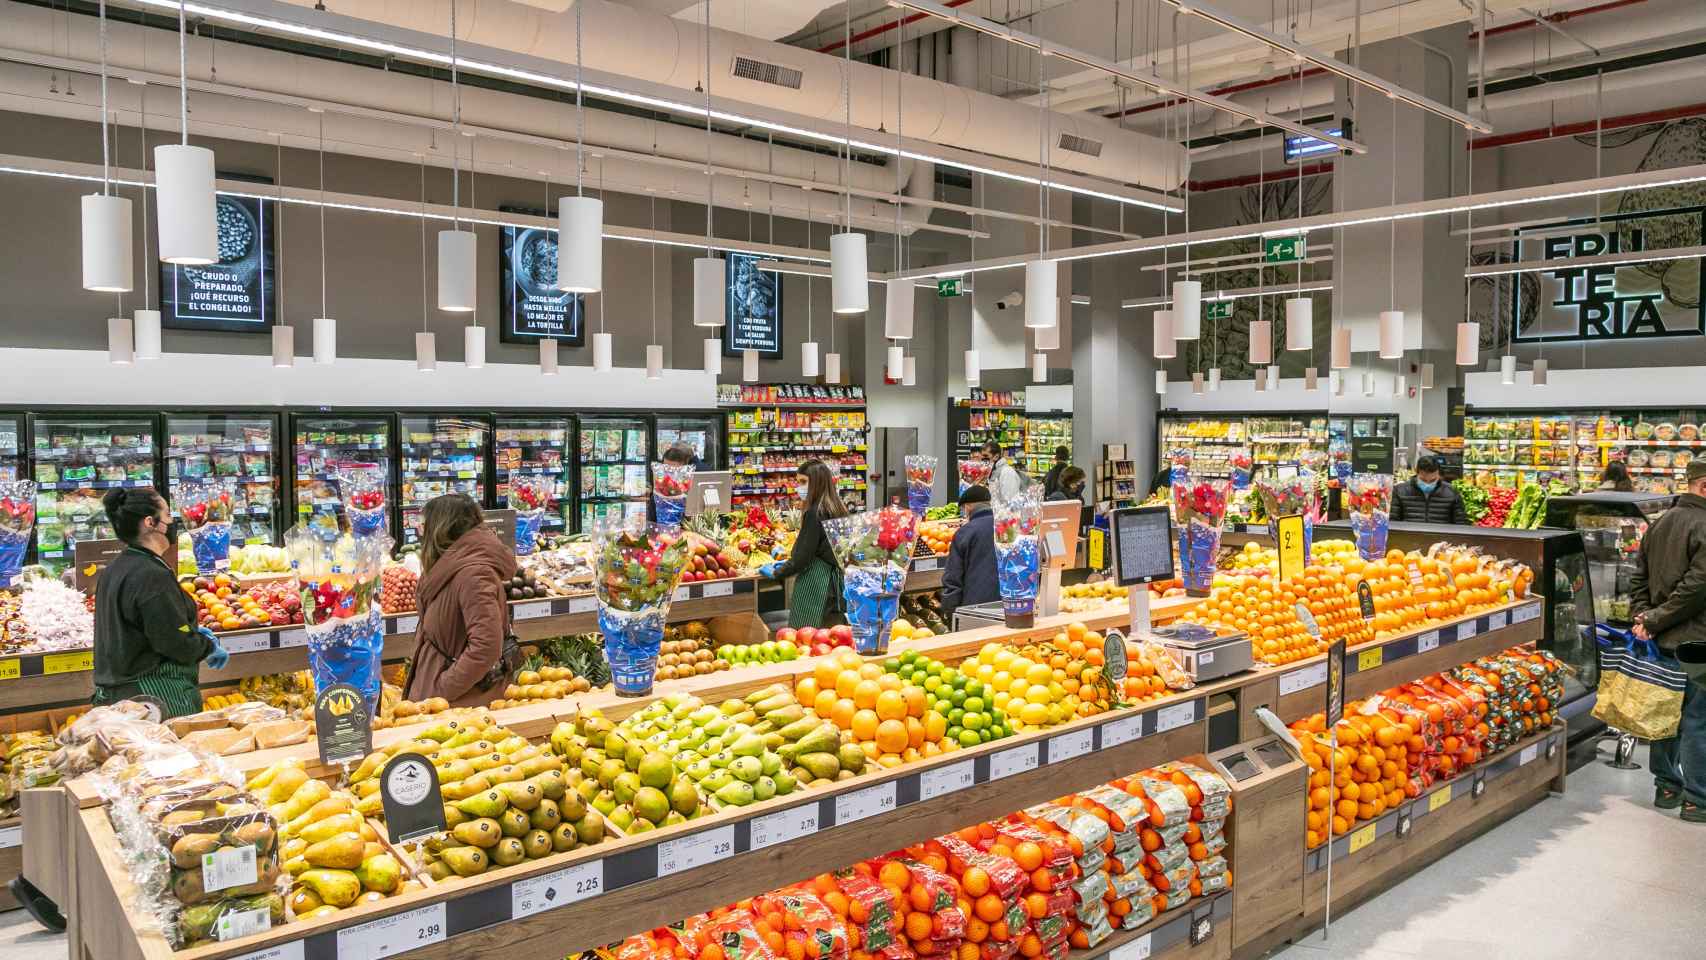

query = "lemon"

[1020,702,1050,725]
[1026,685,1053,706]
[1025,663,1053,686]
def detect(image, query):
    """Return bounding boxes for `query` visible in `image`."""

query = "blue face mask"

[1417,479,1438,494]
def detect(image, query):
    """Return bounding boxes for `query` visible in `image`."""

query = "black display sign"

[1358,580,1376,620]
[314,682,373,767]
[73,538,126,593]
[379,752,446,842]
[482,508,517,548]
[1351,437,1395,475]
[723,253,783,358]
[498,220,586,345]
[159,191,277,333]
[1325,638,1347,726]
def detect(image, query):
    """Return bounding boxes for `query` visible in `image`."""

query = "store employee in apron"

[92,488,228,717]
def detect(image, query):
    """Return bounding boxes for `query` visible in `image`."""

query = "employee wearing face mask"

[92,487,227,717]
[1390,455,1470,525]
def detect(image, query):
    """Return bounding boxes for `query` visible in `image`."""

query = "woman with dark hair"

[1600,460,1636,492]
[404,494,518,708]
[1047,466,1087,502]
[92,487,225,717]
[760,459,849,628]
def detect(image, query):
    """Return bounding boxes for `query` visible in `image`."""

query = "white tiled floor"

[1,742,1702,960]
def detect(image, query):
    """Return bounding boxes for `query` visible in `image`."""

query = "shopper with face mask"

[1390,455,1469,525]
[1632,459,1706,821]
[759,459,849,628]
[92,487,225,718]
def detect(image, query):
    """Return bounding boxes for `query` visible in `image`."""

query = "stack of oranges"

[1175,574,1332,665]
[797,650,949,767]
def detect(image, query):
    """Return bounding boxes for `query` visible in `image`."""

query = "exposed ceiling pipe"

[1468,0,1648,39]
[814,0,977,55]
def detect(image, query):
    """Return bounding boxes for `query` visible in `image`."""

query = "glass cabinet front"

[496,417,570,534]
[165,415,279,546]
[400,416,489,546]
[30,416,158,569]
[578,415,650,531]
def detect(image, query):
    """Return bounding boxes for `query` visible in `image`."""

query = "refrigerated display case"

[1326,415,1398,484]
[164,414,280,546]
[1158,412,1335,487]
[1022,413,1072,478]
[30,415,158,568]
[1543,492,1676,626]
[495,417,570,534]
[656,414,724,471]
[1463,407,1706,494]
[400,416,489,546]
[292,415,392,537]
[578,414,650,530]
[0,414,21,482]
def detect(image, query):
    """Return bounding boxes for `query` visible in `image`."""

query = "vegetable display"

[1453,479,1490,524]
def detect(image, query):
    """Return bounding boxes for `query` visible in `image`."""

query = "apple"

[776,640,799,660]
[776,628,797,646]
[829,624,853,646]
[796,626,817,647]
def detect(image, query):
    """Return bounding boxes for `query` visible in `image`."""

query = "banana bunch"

[203,691,250,711]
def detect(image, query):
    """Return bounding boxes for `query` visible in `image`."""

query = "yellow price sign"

[1087,528,1106,570]
[0,658,20,681]
[1428,785,1452,812]
[1357,647,1385,671]
[1347,823,1377,854]
[1276,515,1305,582]
[44,650,94,675]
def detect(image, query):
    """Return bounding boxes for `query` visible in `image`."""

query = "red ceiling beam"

[1469,100,1706,149]
[1187,161,1334,193]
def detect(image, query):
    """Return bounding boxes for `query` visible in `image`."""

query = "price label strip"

[1416,631,1440,654]
[750,806,819,850]
[223,633,274,655]
[392,615,419,635]
[657,826,735,877]
[988,745,1040,781]
[43,650,93,674]
[1488,610,1509,630]
[1101,714,1142,748]
[1347,823,1377,855]
[913,557,940,572]
[1356,647,1384,672]
[702,581,735,598]
[512,860,604,919]
[1278,662,1329,696]
[1109,934,1152,960]
[568,595,597,614]
[1456,619,1479,642]
[920,760,975,800]
[1427,785,1452,813]
[1154,700,1197,734]
[276,628,309,648]
[835,782,897,826]
[0,658,18,681]
[336,902,446,960]
[513,601,553,620]
[1046,729,1094,765]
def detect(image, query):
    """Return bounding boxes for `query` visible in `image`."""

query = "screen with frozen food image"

[499,221,586,344]
[159,191,278,333]
[723,252,783,357]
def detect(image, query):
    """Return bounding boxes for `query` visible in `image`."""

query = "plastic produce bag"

[1170,463,1229,595]
[904,455,936,517]
[509,473,551,556]
[335,465,388,541]
[1345,473,1393,561]
[992,483,1042,627]
[0,480,36,587]
[286,527,386,713]
[1255,468,1315,563]
[958,458,992,496]
[593,517,692,696]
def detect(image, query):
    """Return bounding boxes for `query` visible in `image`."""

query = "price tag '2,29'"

[657,825,735,876]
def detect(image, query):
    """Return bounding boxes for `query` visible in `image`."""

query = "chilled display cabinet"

[1464,407,1706,494]
[578,414,650,530]
[1543,492,1676,626]
[495,417,571,534]
[399,416,489,546]
[1023,413,1073,478]
[291,415,392,538]
[29,415,158,569]
[0,414,21,482]
[164,414,280,546]
[656,414,724,471]
[1328,415,1399,482]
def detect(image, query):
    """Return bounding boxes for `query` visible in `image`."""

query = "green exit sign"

[1203,301,1233,321]
[1264,236,1306,263]
[937,277,963,298]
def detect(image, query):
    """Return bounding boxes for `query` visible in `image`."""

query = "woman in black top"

[760,460,849,628]
[92,488,227,717]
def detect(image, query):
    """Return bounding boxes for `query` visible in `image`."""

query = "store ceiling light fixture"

[965,349,980,388]
[155,0,217,265]
[311,111,335,365]
[1152,310,1176,360]
[120,0,1180,212]
[437,3,475,313]
[557,1,602,295]
[830,6,869,315]
[692,0,725,331]
[81,0,132,294]
[540,338,559,376]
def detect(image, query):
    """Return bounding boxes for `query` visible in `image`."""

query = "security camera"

[994,292,1023,311]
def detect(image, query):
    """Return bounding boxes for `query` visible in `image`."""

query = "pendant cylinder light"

[693,257,726,327]
[883,280,915,339]
[1394,375,1408,397]
[271,325,294,368]
[1331,328,1352,369]
[1285,298,1312,351]
[1362,372,1376,397]
[464,324,486,368]
[1171,280,1202,339]
[155,144,218,265]
[1378,310,1405,359]
[539,338,559,375]
[825,352,842,384]
[1254,369,1267,392]
[742,348,759,382]
[1032,353,1047,384]
[887,345,905,381]
[82,194,134,292]
[416,331,437,372]
[107,316,133,365]
[1305,367,1318,391]
[134,310,162,361]
[1024,260,1057,329]
[1191,373,1204,395]
[438,230,477,311]
[557,196,603,292]
[831,233,867,313]
[1330,370,1343,395]
[1154,370,1167,395]
[801,342,820,378]
[1532,357,1549,386]
[1152,311,1176,359]
[1421,362,1436,389]
[1248,320,1273,365]
[703,338,721,376]
[964,349,980,387]
[313,317,336,365]
[1456,321,1480,365]
[646,343,663,380]
[1500,354,1517,384]
[593,332,613,373]
[1035,308,1061,351]
[1208,368,1221,391]
[1269,365,1282,390]
[903,355,917,387]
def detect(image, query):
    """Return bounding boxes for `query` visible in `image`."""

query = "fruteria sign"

[1512,205,1705,343]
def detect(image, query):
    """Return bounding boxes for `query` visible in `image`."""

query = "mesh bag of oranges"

[748,888,853,960]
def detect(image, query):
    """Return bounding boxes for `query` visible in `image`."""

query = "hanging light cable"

[133,82,162,359]
[1286,63,1313,352]
[310,110,335,364]
[884,10,915,347]
[1024,42,1057,331]
[1378,99,1405,362]
[84,0,133,294]
[830,4,867,314]
[558,0,602,294]
[694,0,725,336]
[271,131,293,368]
[417,156,436,372]
[1171,20,1200,338]
[538,165,559,374]
[156,0,216,265]
[1457,0,1485,365]
[802,188,820,378]
[438,2,476,313]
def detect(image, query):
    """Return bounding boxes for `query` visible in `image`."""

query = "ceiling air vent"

[732,56,804,90]
[1056,132,1104,158]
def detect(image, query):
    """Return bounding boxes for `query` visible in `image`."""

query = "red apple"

[776,627,797,646]
[830,624,853,646]
[797,626,817,646]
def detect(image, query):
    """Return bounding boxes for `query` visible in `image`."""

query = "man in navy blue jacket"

[943,485,999,620]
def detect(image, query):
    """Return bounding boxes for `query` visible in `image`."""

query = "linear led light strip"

[1465,244,1706,277]
[122,0,1181,212]
[1121,281,1333,309]
[1140,245,1335,272]
[0,156,831,263]
[887,0,1365,155]
[886,164,1706,280]
[1159,0,1489,133]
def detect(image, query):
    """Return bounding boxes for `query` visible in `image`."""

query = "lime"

[964,712,986,731]
[923,675,943,692]
[965,680,985,699]
[949,689,968,708]
[947,725,963,742]
[990,724,1009,739]
[934,700,953,717]
[900,650,917,664]
[963,696,985,714]
[925,661,944,677]
[948,708,965,727]
[884,658,901,673]
[977,728,992,743]
[958,729,981,748]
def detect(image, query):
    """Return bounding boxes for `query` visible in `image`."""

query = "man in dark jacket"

[1632,459,1706,820]
[1041,447,1071,498]
[942,485,999,621]
[1389,456,1469,524]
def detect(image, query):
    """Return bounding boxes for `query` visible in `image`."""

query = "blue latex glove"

[760,563,779,579]
[199,627,230,669]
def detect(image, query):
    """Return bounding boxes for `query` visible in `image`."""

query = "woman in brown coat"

[404,494,518,708]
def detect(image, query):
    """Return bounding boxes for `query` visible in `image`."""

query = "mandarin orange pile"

[1176,572,1341,665]
[798,649,951,768]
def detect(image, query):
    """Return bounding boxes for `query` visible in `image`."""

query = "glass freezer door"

[400,416,489,546]
[30,415,158,570]
[0,415,20,482]
[656,415,722,470]
[495,417,570,534]
[293,415,392,536]
[165,415,279,546]
[578,415,650,531]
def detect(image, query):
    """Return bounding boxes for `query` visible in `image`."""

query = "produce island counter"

[41,586,1557,960]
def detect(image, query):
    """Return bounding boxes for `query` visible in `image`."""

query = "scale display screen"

[1110,506,1174,586]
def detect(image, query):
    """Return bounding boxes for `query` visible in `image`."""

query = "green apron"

[93,660,204,719]
[789,558,844,629]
